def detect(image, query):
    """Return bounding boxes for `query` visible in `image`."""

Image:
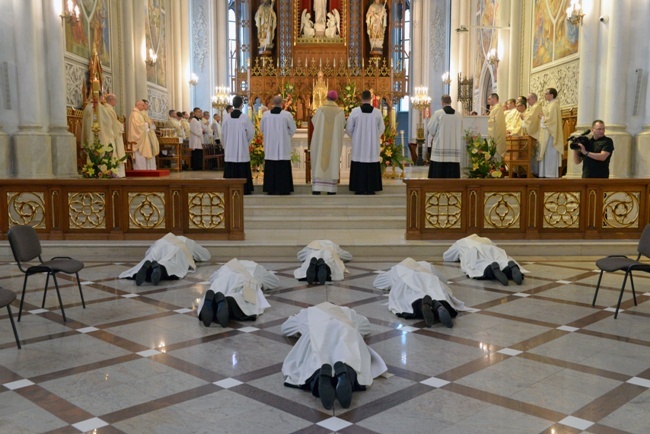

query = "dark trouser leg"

[397,299,423,319]
[225,296,257,321]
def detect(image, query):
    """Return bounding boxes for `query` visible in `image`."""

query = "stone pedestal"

[50,127,78,177]
[606,125,632,179]
[634,127,650,178]
[0,130,10,178]
[13,129,53,178]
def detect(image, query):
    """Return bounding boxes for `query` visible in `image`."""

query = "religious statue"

[313,0,327,36]
[312,71,328,111]
[366,0,387,55]
[255,0,277,54]
[325,10,340,38]
[300,9,316,38]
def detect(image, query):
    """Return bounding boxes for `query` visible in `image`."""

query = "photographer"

[571,120,614,178]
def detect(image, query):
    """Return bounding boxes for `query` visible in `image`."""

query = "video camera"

[568,129,591,151]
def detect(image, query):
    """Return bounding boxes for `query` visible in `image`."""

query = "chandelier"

[441,72,452,85]
[411,86,431,110]
[566,0,585,26]
[211,86,230,111]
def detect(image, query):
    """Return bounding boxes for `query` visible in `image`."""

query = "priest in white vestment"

[281,302,387,409]
[374,258,468,328]
[443,234,528,286]
[127,100,156,170]
[346,90,385,195]
[119,233,211,286]
[294,240,352,285]
[167,110,185,138]
[310,90,346,194]
[197,258,279,327]
[261,95,297,195]
[104,94,126,177]
[537,88,564,178]
[505,98,524,136]
[488,93,507,160]
[189,107,204,170]
[211,114,222,145]
[141,100,160,158]
[223,95,256,194]
[426,94,464,178]
[524,93,543,176]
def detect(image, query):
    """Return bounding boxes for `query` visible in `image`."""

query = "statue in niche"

[325,10,340,38]
[313,0,327,36]
[366,0,387,54]
[255,0,277,54]
[312,71,328,111]
[300,9,316,38]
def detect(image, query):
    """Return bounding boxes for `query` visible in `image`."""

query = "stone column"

[121,0,136,110]
[495,0,509,102]
[410,0,425,142]
[180,0,191,111]
[507,0,521,99]
[634,2,650,178]
[0,123,9,178]
[43,0,77,177]
[215,0,228,89]
[132,0,149,102]
[449,0,461,106]
[12,0,53,178]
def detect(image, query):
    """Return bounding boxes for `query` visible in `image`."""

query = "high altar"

[231,0,409,123]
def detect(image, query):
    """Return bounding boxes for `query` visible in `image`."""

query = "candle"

[291,58,293,67]
[333,58,336,67]
[362,58,364,68]
[319,58,322,68]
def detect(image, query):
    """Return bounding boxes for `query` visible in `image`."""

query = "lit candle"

[362,58,364,68]
[319,58,322,68]
[333,58,336,67]
[347,58,350,68]
[291,58,293,67]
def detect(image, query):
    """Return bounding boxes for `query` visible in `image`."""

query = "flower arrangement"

[81,139,127,178]
[249,113,265,168]
[464,130,503,178]
[380,115,407,170]
[341,81,357,117]
[280,81,296,118]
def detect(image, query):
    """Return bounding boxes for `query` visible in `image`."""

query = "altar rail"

[0,179,245,240]
[404,179,650,240]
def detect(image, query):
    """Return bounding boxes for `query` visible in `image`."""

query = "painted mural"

[65,0,111,69]
[472,0,499,93]
[146,0,167,87]
[532,0,579,69]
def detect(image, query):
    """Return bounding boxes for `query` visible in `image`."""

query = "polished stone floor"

[1,255,650,434]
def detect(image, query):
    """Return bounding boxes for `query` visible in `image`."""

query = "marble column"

[132,0,149,102]
[121,0,136,111]
[0,124,9,178]
[449,0,461,106]
[410,0,425,142]
[215,0,228,90]
[566,2,601,178]
[12,0,53,178]
[495,0,509,102]
[507,0,521,100]
[634,1,650,178]
[43,0,77,177]
[180,0,191,111]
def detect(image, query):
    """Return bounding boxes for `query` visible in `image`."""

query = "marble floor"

[1,254,650,434]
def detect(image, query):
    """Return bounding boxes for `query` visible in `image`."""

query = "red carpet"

[126,170,170,177]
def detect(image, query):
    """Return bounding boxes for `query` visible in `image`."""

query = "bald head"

[272,95,283,107]
[135,100,145,110]
[105,94,117,107]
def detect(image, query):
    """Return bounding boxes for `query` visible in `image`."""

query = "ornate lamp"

[411,86,431,165]
[60,0,80,25]
[566,0,585,26]
[442,72,452,85]
[211,85,230,115]
[188,73,198,86]
[487,49,500,67]
[145,48,157,67]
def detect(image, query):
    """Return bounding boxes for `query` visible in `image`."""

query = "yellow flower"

[490,170,502,178]
[385,149,392,157]
[471,148,478,154]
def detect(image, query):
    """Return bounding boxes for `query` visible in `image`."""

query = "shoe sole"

[135,261,151,286]
[199,290,215,327]
[215,293,229,327]
[436,305,453,328]
[334,361,352,408]
[319,364,335,410]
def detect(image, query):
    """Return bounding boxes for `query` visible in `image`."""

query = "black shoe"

[135,260,151,286]
[312,191,321,195]
[318,364,335,410]
[317,259,327,285]
[306,257,318,285]
[491,262,509,286]
[334,361,352,408]
[327,192,336,195]
[214,292,229,327]
[150,261,162,286]
[199,290,215,327]
[433,300,453,328]
[509,261,523,285]
[421,295,434,328]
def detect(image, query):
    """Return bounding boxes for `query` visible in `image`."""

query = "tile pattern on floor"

[0,258,649,433]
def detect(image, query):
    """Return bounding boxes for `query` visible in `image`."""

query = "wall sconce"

[487,48,500,67]
[60,0,80,25]
[188,73,198,86]
[442,72,452,85]
[566,0,585,26]
[145,48,157,67]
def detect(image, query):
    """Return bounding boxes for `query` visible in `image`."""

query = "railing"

[404,178,650,240]
[1,179,246,240]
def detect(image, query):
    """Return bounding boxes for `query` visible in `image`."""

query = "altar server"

[261,95,297,195]
[346,90,385,195]
[189,107,204,170]
[197,258,279,327]
[223,95,256,194]
[426,94,464,178]
[294,240,352,285]
[310,90,346,194]
[119,233,211,286]
[443,234,527,286]
[281,302,387,410]
[374,258,467,328]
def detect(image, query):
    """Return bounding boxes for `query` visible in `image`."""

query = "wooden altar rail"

[0,179,245,241]
[404,179,650,240]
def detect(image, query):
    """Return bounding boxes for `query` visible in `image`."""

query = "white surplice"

[119,233,210,280]
[261,109,297,160]
[222,110,256,163]
[281,302,387,387]
[294,240,352,281]
[198,259,279,317]
[373,258,467,315]
[426,108,464,163]
[189,117,203,150]
[346,104,385,163]
[443,234,527,279]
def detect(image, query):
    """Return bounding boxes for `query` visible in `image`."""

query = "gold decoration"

[188,192,226,229]
[602,191,639,229]
[484,192,520,229]
[128,192,165,229]
[543,191,580,228]
[7,192,46,228]
[68,192,106,229]
[425,192,462,229]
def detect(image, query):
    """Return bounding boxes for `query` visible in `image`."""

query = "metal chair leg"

[75,272,86,308]
[6,305,21,349]
[614,272,630,319]
[18,275,29,322]
[628,272,638,305]
[592,270,605,306]
[51,274,66,322]
[41,273,51,308]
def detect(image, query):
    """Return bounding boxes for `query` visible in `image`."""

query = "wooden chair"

[408,142,418,165]
[202,144,224,170]
[125,141,136,171]
[504,135,533,178]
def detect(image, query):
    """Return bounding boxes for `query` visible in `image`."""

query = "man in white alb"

[426,94,464,178]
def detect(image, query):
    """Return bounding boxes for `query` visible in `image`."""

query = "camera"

[568,134,589,151]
